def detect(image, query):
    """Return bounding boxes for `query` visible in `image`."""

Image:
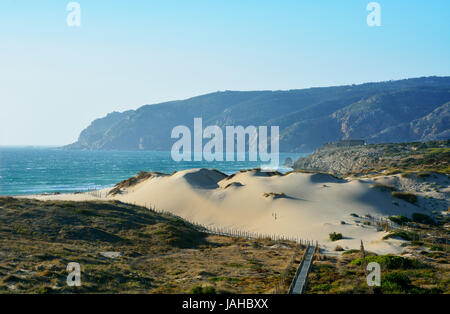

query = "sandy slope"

[110,169,438,254]
[24,168,447,254]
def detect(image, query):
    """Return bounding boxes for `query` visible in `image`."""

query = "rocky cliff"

[65,76,450,152]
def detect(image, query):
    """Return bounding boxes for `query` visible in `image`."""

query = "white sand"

[17,188,112,202]
[110,169,437,254]
[22,169,444,254]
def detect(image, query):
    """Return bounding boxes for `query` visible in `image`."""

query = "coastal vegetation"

[391,192,418,204]
[306,216,449,294]
[0,198,297,294]
[388,215,410,225]
[329,232,343,242]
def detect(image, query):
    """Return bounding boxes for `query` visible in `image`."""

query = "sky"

[0,0,449,146]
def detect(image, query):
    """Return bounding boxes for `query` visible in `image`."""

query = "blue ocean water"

[0,147,308,196]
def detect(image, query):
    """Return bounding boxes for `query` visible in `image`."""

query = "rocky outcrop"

[293,140,450,176]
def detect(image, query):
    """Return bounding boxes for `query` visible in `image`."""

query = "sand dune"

[24,168,445,254]
[110,168,435,254]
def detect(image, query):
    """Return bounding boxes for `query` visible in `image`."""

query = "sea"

[0,147,308,196]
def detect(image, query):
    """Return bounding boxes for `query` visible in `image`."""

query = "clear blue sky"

[1,0,449,145]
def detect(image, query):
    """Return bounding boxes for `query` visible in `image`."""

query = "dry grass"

[0,198,297,294]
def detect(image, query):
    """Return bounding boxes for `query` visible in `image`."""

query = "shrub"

[388,215,410,225]
[381,272,412,293]
[429,245,444,252]
[75,209,96,216]
[311,283,332,292]
[334,245,344,251]
[190,285,216,294]
[342,249,360,255]
[209,277,241,283]
[262,192,286,198]
[371,183,397,192]
[383,230,416,241]
[351,255,422,270]
[329,232,343,241]
[412,213,435,225]
[38,287,52,294]
[391,192,417,204]
[385,170,401,176]
[169,218,186,227]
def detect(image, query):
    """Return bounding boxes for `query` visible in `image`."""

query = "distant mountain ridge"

[65,76,450,152]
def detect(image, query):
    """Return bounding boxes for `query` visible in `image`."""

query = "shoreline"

[1,166,297,197]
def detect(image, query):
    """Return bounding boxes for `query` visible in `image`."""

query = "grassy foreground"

[0,197,298,294]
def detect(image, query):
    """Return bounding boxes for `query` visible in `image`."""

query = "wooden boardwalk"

[289,245,316,294]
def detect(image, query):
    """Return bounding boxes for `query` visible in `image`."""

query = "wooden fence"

[86,186,106,199]
[140,201,318,245]
[356,214,397,231]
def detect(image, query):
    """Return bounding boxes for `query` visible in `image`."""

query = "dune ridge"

[108,168,437,254]
[24,168,447,254]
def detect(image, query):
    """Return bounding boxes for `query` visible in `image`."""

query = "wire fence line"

[140,201,319,245]
[82,187,319,245]
[86,186,107,199]
[355,214,398,231]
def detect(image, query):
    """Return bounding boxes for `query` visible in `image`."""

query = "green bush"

[371,183,397,192]
[351,255,422,270]
[209,277,241,283]
[388,215,411,225]
[311,283,332,292]
[381,272,412,293]
[429,245,444,252]
[383,230,417,241]
[190,285,216,294]
[169,218,186,227]
[342,249,361,255]
[412,213,435,225]
[329,232,343,241]
[391,192,417,204]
